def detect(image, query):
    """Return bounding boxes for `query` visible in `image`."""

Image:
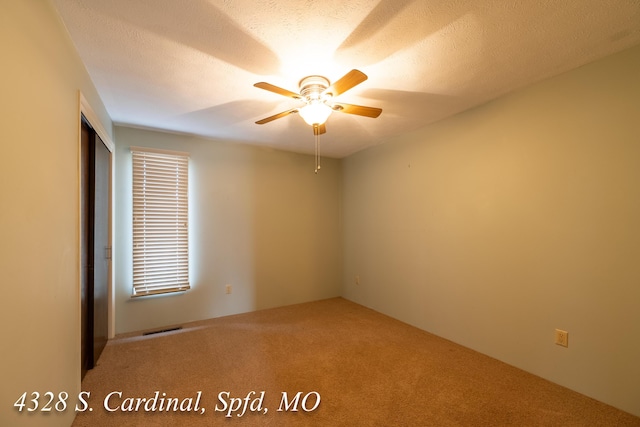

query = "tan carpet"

[73,298,640,426]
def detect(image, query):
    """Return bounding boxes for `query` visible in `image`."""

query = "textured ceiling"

[52,0,640,158]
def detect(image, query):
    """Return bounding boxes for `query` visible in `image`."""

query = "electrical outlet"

[355,275,360,285]
[225,284,232,294]
[555,329,568,347]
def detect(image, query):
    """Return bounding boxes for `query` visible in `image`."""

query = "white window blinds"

[131,147,190,297]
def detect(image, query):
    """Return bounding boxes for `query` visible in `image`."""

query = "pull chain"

[317,135,321,172]
[314,127,321,174]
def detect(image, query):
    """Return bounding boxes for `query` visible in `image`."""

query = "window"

[131,147,189,297]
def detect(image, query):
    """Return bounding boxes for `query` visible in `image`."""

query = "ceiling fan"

[253,69,382,136]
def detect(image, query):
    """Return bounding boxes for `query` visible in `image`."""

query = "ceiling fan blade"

[255,108,298,124]
[323,69,368,97]
[254,82,302,99]
[313,123,327,136]
[333,102,382,118]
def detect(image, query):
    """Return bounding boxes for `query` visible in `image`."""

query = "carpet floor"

[73,297,640,426]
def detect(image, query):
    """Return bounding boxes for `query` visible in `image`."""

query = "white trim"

[80,92,115,152]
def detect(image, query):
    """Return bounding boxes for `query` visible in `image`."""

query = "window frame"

[130,146,190,297]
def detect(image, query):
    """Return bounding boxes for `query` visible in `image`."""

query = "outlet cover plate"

[555,329,568,347]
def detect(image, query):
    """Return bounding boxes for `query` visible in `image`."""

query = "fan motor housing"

[299,75,330,101]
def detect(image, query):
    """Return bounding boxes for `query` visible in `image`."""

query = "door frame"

[79,92,115,341]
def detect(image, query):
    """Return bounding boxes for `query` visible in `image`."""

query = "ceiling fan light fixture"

[254,69,381,129]
[299,101,332,126]
[254,70,382,174]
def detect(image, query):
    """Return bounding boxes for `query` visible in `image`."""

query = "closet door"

[92,133,110,366]
[80,120,91,378]
[81,117,110,376]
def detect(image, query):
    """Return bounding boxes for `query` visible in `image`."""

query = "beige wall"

[342,44,640,416]
[0,1,112,426]
[113,126,342,334]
